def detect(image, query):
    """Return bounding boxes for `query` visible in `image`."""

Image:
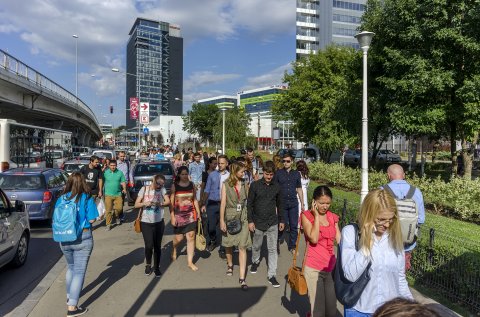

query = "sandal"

[226,265,233,276]
[239,278,248,291]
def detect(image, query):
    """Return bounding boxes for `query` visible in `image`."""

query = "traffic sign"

[143,127,149,135]
[139,102,149,124]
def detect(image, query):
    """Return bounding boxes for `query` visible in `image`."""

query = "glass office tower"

[126,18,183,128]
[296,0,366,60]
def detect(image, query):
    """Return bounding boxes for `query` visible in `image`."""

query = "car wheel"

[10,232,29,268]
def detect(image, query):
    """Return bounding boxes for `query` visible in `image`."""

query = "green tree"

[182,103,220,143]
[272,46,363,161]
[362,0,480,178]
[212,107,253,151]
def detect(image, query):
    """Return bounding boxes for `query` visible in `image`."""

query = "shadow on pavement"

[81,247,144,307]
[146,286,268,316]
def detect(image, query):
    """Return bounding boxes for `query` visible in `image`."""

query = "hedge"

[308,162,480,223]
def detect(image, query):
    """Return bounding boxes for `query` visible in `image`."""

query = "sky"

[0,0,295,127]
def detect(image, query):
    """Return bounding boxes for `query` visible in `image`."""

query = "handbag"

[195,219,206,251]
[226,218,242,235]
[287,228,308,295]
[334,223,372,307]
[134,186,147,233]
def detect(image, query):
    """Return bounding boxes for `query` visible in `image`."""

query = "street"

[0,221,62,316]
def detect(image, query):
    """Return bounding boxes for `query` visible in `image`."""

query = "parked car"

[61,159,90,175]
[92,150,115,163]
[344,149,362,165]
[276,148,319,163]
[0,188,30,269]
[44,150,68,168]
[0,168,69,221]
[128,160,175,206]
[375,149,401,163]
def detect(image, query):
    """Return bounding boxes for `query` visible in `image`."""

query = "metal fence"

[333,198,480,315]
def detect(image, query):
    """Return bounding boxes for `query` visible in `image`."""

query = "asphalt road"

[0,221,62,316]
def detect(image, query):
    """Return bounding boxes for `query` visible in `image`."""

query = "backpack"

[383,184,419,245]
[52,194,83,242]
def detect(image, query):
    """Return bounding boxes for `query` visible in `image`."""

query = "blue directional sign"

[143,127,149,135]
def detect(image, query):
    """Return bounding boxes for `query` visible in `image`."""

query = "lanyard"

[234,184,241,202]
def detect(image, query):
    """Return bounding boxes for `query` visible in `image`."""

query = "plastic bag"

[96,198,106,220]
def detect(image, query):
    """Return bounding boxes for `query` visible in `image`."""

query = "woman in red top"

[301,185,341,317]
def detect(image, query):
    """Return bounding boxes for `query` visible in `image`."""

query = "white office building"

[296,0,366,59]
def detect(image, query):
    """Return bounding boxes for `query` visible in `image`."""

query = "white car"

[376,149,401,163]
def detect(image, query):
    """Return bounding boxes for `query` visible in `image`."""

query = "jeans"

[304,266,336,317]
[60,229,93,307]
[206,201,221,245]
[252,224,278,278]
[140,220,165,269]
[344,308,372,317]
[281,200,299,250]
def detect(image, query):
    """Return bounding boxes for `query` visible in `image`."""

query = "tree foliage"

[362,0,480,178]
[212,107,253,151]
[182,103,220,142]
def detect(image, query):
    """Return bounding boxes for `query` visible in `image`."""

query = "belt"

[208,200,220,204]
[83,228,91,232]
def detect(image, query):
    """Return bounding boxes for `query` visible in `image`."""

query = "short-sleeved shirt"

[63,193,99,229]
[303,210,339,272]
[138,186,166,223]
[80,165,103,195]
[103,169,126,196]
[189,162,205,184]
[274,168,302,201]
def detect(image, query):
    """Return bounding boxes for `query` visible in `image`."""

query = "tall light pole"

[251,104,261,150]
[217,102,234,155]
[72,34,78,104]
[112,68,142,152]
[355,31,375,203]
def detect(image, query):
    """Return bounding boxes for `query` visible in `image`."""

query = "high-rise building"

[125,18,183,128]
[296,0,366,60]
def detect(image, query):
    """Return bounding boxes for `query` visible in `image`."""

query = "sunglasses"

[282,160,292,163]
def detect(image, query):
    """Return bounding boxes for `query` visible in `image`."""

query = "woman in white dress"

[296,160,310,215]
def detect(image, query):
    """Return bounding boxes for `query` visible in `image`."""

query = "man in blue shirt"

[189,152,205,201]
[274,153,305,254]
[201,155,229,254]
[384,164,425,271]
[154,148,165,160]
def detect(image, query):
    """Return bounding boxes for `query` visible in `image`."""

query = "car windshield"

[64,163,86,172]
[134,164,173,176]
[95,152,113,159]
[46,152,63,159]
[0,174,44,190]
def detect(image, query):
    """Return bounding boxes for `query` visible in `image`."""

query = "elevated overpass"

[0,49,101,146]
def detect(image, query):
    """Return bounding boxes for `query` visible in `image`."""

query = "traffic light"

[110,106,113,114]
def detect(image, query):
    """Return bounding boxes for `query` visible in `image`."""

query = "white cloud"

[0,24,20,33]
[184,71,241,91]
[242,63,291,91]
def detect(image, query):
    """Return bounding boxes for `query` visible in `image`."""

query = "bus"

[0,119,72,172]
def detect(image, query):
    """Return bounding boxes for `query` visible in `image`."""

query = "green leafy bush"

[309,162,480,223]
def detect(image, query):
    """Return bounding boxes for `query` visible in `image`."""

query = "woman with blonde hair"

[272,154,283,171]
[341,189,412,316]
[173,153,183,173]
[219,162,252,290]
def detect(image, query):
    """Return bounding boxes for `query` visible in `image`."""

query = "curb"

[6,257,66,317]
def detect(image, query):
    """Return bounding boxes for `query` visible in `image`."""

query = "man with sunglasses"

[103,160,127,230]
[274,153,304,254]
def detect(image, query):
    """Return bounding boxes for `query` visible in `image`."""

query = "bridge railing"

[0,49,98,125]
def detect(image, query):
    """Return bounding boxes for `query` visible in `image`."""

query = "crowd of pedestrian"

[52,144,427,317]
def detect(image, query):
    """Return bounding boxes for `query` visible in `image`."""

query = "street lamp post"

[217,102,234,155]
[355,31,375,203]
[72,34,78,104]
[112,68,142,152]
[252,105,261,150]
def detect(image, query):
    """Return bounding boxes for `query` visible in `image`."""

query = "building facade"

[296,0,366,59]
[125,18,183,128]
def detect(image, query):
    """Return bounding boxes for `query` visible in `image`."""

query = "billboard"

[130,97,139,120]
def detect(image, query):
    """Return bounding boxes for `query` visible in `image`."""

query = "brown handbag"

[195,219,206,251]
[287,229,308,295]
[134,186,146,233]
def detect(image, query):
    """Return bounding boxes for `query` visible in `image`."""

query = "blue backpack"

[52,194,84,242]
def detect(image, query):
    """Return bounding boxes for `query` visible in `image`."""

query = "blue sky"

[0,0,295,127]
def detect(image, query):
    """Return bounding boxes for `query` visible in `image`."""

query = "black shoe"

[145,265,152,276]
[250,262,259,274]
[207,242,216,252]
[268,276,280,288]
[154,268,162,277]
[67,307,88,316]
[219,250,226,260]
[277,244,280,255]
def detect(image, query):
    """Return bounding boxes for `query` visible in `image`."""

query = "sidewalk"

[12,205,459,317]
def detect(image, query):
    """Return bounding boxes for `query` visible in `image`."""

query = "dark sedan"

[128,160,175,206]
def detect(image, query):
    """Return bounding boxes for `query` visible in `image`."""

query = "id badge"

[236,203,242,212]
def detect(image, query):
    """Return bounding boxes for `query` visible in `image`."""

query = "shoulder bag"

[334,223,372,307]
[226,183,245,235]
[195,219,206,251]
[287,228,308,295]
[134,186,147,233]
